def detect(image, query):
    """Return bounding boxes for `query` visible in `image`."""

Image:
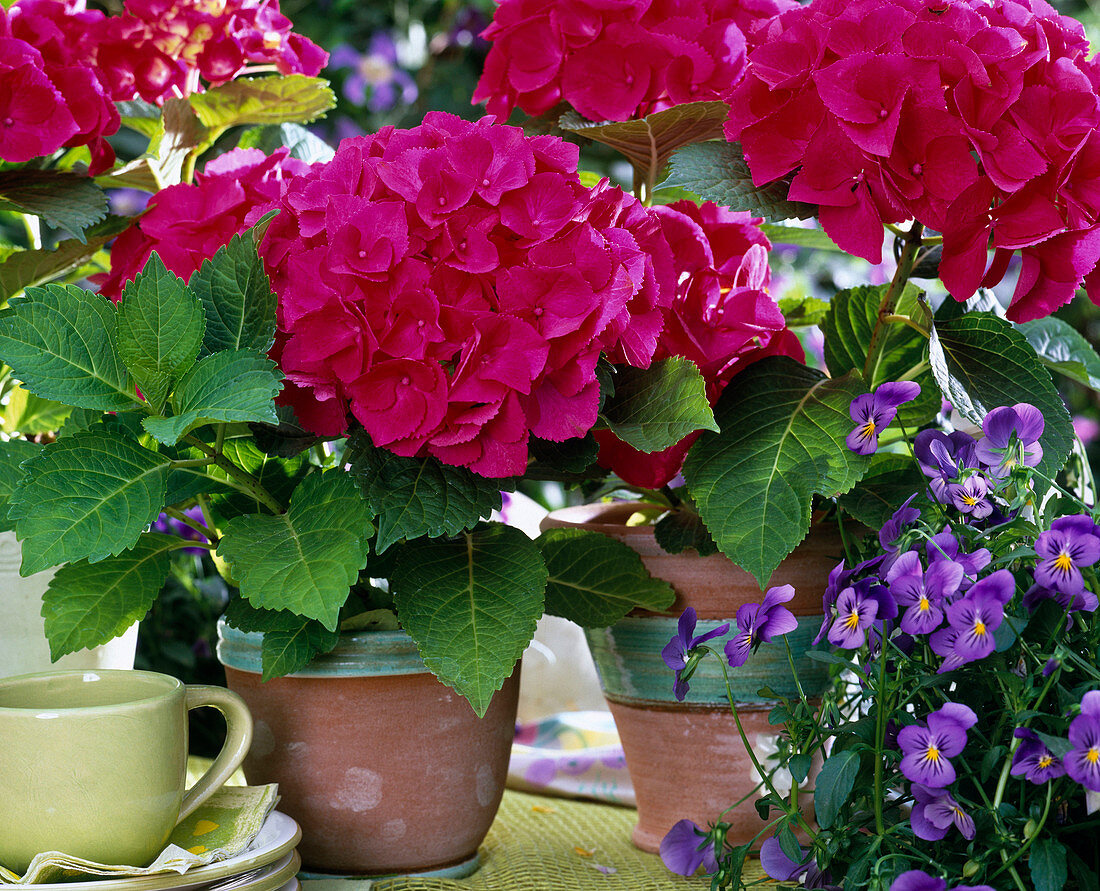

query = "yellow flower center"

[1087,748,1100,765]
[924,744,940,763]
[962,494,978,506]
[973,620,986,637]
[844,609,862,630]
[1054,552,1074,573]
[861,420,876,438]
[918,596,931,612]
[1038,755,1053,768]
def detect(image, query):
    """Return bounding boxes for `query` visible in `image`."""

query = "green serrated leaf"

[1030,838,1068,891]
[147,98,209,188]
[207,437,308,517]
[0,438,41,532]
[599,357,717,454]
[58,406,105,439]
[1018,316,1100,391]
[0,170,108,241]
[538,528,674,626]
[559,101,727,188]
[823,283,938,428]
[1,385,72,435]
[683,357,870,586]
[8,431,171,575]
[224,601,339,680]
[238,123,335,164]
[527,434,600,477]
[348,439,507,553]
[778,294,831,328]
[653,506,718,555]
[0,283,136,410]
[813,748,860,829]
[392,524,547,716]
[142,349,282,445]
[929,312,1072,480]
[216,472,372,630]
[837,452,927,529]
[189,233,277,357]
[117,253,205,411]
[760,224,842,251]
[41,532,178,659]
[660,142,814,222]
[190,75,336,131]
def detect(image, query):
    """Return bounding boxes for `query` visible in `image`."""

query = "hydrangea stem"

[862,222,925,384]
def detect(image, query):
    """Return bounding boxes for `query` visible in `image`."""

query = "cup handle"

[178,685,254,822]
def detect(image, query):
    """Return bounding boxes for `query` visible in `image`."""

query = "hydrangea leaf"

[778,294,831,328]
[528,434,600,477]
[836,453,927,531]
[0,283,136,410]
[222,600,339,681]
[653,505,718,556]
[149,98,209,188]
[759,224,842,252]
[189,75,336,131]
[683,356,870,587]
[238,123,335,165]
[1017,316,1100,392]
[0,216,129,301]
[0,438,41,532]
[116,253,205,412]
[7,431,171,575]
[0,170,108,242]
[189,233,277,357]
[116,99,162,140]
[822,283,938,428]
[660,141,815,222]
[538,528,674,627]
[929,312,1072,480]
[392,524,547,717]
[1,385,73,435]
[216,472,373,631]
[599,357,718,454]
[347,440,508,553]
[40,532,178,660]
[142,349,282,445]
[559,101,727,189]
[209,438,308,517]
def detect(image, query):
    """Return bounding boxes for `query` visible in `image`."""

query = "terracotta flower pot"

[542,502,840,852]
[217,621,519,877]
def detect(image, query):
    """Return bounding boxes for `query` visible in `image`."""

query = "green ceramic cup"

[0,669,253,875]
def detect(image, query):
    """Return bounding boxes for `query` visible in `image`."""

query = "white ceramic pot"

[0,531,139,678]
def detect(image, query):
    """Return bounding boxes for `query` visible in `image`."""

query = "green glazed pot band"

[584,615,831,707]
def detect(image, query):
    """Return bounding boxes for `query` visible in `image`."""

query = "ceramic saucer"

[24,812,301,891]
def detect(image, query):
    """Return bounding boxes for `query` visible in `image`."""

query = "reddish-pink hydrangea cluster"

[595,202,803,488]
[0,0,119,172]
[725,0,1100,322]
[260,112,678,478]
[473,0,794,122]
[97,147,310,297]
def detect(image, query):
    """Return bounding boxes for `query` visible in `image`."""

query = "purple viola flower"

[662,607,730,701]
[909,783,975,841]
[898,702,978,787]
[328,34,418,112]
[1033,515,1100,597]
[879,496,921,571]
[914,430,979,499]
[725,584,799,668]
[975,403,1044,478]
[890,872,995,891]
[1011,728,1066,783]
[887,550,963,636]
[813,556,884,644]
[759,837,833,888]
[828,584,880,649]
[926,533,990,590]
[847,381,922,455]
[659,819,718,876]
[945,475,992,519]
[1022,582,1100,616]
[933,569,1015,669]
[1065,691,1100,792]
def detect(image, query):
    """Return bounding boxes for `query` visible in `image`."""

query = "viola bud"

[1024,818,1039,839]
[963,860,980,878]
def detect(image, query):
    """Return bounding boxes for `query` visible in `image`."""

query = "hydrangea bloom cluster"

[260,112,679,478]
[473,0,795,122]
[724,0,1100,321]
[595,202,802,488]
[97,147,310,298]
[0,0,119,171]
[91,0,326,104]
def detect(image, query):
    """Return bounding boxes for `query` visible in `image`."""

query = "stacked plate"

[29,813,302,891]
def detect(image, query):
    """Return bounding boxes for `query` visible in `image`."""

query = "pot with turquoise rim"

[542,503,840,852]
[216,620,520,877]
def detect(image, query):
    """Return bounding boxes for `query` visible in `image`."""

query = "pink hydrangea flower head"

[260,114,679,478]
[725,0,1100,320]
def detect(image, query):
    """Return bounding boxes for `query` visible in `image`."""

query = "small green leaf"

[653,506,718,556]
[813,748,860,829]
[238,123,335,164]
[1,385,73,435]
[189,75,336,131]
[837,453,927,529]
[0,438,41,532]
[41,533,178,659]
[222,601,339,680]
[142,349,282,445]
[538,528,674,627]
[929,312,1072,480]
[116,253,205,411]
[0,284,136,410]
[684,357,870,586]
[788,753,813,784]
[392,524,547,716]
[599,357,717,453]
[660,141,814,222]
[1017,316,1100,391]
[778,294,831,328]
[207,437,308,517]
[0,170,108,241]
[347,439,507,553]
[190,233,277,357]
[1030,838,1068,891]
[8,430,171,575]
[216,472,373,631]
